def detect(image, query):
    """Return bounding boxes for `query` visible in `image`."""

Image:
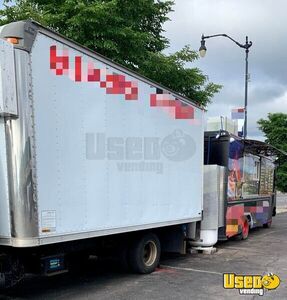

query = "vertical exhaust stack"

[190,165,227,251]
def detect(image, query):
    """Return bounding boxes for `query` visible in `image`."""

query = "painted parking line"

[160,265,222,276]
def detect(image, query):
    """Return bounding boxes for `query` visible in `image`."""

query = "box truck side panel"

[28,32,203,242]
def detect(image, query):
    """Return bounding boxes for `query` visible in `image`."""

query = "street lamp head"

[199,38,207,58]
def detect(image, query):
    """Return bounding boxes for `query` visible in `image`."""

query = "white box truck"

[0,21,204,288]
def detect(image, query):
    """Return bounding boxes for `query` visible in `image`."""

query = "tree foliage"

[0,0,221,106]
[258,113,287,192]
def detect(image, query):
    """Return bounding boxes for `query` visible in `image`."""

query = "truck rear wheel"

[234,219,249,241]
[263,220,272,228]
[129,233,160,274]
[241,220,249,240]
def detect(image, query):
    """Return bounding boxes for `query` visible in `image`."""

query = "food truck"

[204,131,280,240]
[190,130,284,250]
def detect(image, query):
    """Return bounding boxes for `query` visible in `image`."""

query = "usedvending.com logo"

[86,129,196,174]
[223,273,280,296]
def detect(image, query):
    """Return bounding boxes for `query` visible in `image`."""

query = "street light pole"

[199,34,252,139]
[244,36,250,140]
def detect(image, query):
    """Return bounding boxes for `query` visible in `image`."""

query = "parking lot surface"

[1,211,287,300]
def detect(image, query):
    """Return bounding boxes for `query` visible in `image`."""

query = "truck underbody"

[0,225,188,289]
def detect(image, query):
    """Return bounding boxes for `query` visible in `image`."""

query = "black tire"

[263,220,272,228]
[233,233,243,241]
[129,233,161,274]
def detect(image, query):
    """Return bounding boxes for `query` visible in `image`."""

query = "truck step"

[190,246,217,255]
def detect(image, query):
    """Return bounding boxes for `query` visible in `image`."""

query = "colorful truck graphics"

[204,131,276,239]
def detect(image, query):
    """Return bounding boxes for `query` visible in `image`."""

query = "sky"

[164,0,287,140]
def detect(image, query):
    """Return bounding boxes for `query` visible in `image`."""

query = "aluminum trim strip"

[228,196,271,206]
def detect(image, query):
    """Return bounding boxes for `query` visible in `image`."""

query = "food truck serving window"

[228,139,244,200]
[242,154,260,196]
[259,157,275,194]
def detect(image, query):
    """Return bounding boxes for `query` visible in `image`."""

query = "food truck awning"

[243,139,287,157]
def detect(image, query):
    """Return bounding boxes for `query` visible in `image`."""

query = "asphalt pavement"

[277,193,287,213]
[1,209,286,300]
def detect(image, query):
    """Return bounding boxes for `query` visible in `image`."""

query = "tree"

[258,113,287,192]
[0,0,221,107]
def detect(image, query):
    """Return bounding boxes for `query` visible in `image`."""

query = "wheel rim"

[243,221,249,237]
[143,240,157,267]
